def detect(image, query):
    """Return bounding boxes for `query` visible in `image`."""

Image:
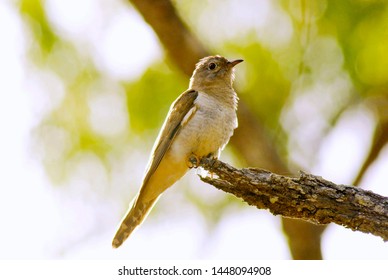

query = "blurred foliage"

[20,0,57,54]
[323,0,388,90]
[18,0,388,227]
[229,41,291,129]
[123,62,187,132]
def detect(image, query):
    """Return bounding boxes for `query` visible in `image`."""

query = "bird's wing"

[142,89,198,187]
[112,90,198,248]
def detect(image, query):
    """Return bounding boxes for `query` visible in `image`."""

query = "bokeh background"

[1,0,388,259]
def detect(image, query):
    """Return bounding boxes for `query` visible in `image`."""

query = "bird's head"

[189,55,243,91]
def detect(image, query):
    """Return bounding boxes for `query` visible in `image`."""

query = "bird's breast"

[169,91,237,161]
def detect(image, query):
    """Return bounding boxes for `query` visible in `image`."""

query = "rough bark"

[199,157,388,241]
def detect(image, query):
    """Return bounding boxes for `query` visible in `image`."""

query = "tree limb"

[199,157,388,241]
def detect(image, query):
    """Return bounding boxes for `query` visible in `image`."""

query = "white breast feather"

[169,91,237,161]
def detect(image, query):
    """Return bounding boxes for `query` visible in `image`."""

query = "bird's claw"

[205,152,217,161]
[187,154,200,168]
[187,153,218,169]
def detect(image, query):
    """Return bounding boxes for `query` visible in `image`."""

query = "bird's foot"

[204,153,218,178]
[205,152,217,160]
[187,153,200,169]
[187,152,218,169]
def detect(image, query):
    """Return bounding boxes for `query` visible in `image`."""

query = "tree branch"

[199,158,388,241]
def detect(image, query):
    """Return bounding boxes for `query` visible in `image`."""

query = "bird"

[112,55,243,248]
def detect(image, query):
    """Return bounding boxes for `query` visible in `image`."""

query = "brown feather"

[142,89,198,188]
[112,89,198,248]
[112,198,157,248]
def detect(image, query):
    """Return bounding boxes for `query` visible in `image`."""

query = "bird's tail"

[112,196,157,248]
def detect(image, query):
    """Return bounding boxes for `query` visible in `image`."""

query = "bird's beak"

[228,59,244,67]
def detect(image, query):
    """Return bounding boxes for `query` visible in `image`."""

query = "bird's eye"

[208,62,217,70]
